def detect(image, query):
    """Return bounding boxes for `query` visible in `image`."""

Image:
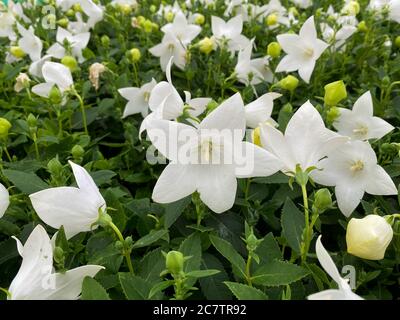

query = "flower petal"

[335,184,364,217]
[365,166,397,195]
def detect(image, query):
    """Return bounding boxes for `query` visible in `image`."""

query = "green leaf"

[281,198,305,254]
[148,280,174,299]
[90,170,117,186]
[164,196,191,228]
[3,169,48,194]
[199,253,232,300]
[0,219,20,236]
[254,233,282,265]
[252,260,309,287]
[224,282,268,300]
[179,232,202,273]
[186,269,220,278]
[119,273,152,300]
[209,234,246,279]
[81,277,110,300]
[137,248,166,284]
[252,173,289,184]
[55,226,69,253]
[132,229,168,249]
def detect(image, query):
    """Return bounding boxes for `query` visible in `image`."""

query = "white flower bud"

[14,73,30,92]
[89,63,106,90]
[346,215,393,260]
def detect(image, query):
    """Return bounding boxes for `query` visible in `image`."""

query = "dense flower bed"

[0,0,399,300]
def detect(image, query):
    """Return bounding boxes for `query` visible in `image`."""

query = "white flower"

[56,0,103,31]
[369,0,400,23]
[32,62,73,98]
[29,161,106,239]
[320,23,357,51]
[235,40,273,86]
[141,58,210,133]
[312,140,397,217]
[276,16,329,83]
[0,12,16,40]
[260,100,347,174]
[8,224,104,300]
[161,12,201,45]
[0,183,9,219]
[47,27,90,63]
[290,0,313,9]
[211,15,251,54]
[245,92,281,128]
[119,79,157,118]
[28,55,53,78]
[333,91,394,140]
[149,33,187,71]
[261,0,291,27]
[14,72,30,92]
[146,93,282,213]
[17,23,43,62]
[307,236,363,300]
[346,215,393,260]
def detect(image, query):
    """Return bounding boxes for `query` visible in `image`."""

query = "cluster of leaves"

[0,0,400,300]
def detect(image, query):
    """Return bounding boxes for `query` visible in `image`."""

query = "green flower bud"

[267,42,281,58]
[72,3,83,13]
[288,7,299,16]
[198,37,214,54]
[357,21,368,33]
[150,5,156,13]
[195,14,205,25]
[265,13,278,26]
[206,100,219,114]
[57,18,69,28]
[152,22,159,32]
[165,11,174,22]
[165,250,184,275]
[382,76,391,87]
[129,48,141,62]
[380,143,398,155]
[324,80,347,106]
[47,158,63,175]
[395,36,400,48]
[118,4,132,15]
[0,118,11,140]
[279,75,299,91]
[49,85,62,104]
[66,9,75,17]
[326,106,340,124]
[61,55,78,72]
[246,233,259,252]
[137,16,146,26]
[53,246,64,264]
[10,46,26,59]
[313,188,332,212]
[101,35,110,48]
[27,113,37,128]
[71,145,84,159]
[143,19,153,33]
[343,1,360,15]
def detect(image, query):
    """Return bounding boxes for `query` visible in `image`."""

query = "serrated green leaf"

[224,282,268,300]
[164,196,191,228]
[186,269,220,278]
[209,234,246,279]
[281,198,305,254]
[252,260,309,287]
[81,277,110,300]
[132,229,168,249]
[3,169,48,194]
[119,273,152,300]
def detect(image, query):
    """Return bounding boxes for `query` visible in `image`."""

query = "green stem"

[301,184,311,263]
[245,254,253,287]
[0,287,11,299]
[2,144,12,162]
[132,62,139,87]
[108,221,134,274]
[73,89,89,135]
[32,133,40,160]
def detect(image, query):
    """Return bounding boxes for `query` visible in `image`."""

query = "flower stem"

[2,144,12,162]
[245,255,253,287]
[73,89,89,135]
[301,183,311,264]
[107,221,134,274]
[32,133,40,160]
[0,287,11,299]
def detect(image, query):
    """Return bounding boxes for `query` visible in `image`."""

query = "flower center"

[304,47,314,57]
[143,91,150,102]
[200,138,213,163]
[350,160,364,173]
[352,125,368,137]
[168,43,175,52]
